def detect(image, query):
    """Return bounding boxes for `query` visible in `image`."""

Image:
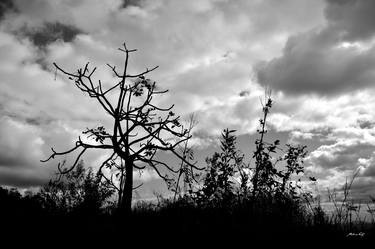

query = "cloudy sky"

[1,0,375,200]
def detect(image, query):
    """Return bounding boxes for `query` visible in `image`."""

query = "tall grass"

[301,168,375,241]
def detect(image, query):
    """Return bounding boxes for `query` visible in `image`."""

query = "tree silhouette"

[41,43,201,215]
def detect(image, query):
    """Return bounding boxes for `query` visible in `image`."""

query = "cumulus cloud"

[308,140,375,171]
[269,91,375,133]
[256,0,375,95]
[6,0,375,200]
[301,119,375,197]
[265,89,375,197]
[0,117,43,168]
[0,116,55,187]
[0,29,111,187]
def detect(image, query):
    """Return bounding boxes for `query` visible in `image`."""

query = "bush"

[39,161,114,215]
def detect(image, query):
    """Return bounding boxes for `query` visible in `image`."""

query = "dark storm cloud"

[121,0,144,8]
[0,114,76,188]
[0,175,44,188]
[12,21,83,70]
[358,119,375,129]
[256,0,375,95]
[239,90,250,97]
[25,117,45,126]
[20,22,83,49]
[0,0,17,20]
[356,154,375,177]
[0,117,42,169]
[345,178,375,198]
[361,165,375,177]
[0,154,23,168]
[325,0,375,41]
[0,168,47,188]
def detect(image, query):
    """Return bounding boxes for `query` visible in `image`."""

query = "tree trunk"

[120,159,133,216]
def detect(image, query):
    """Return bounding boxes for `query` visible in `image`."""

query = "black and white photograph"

[0,0,374,245]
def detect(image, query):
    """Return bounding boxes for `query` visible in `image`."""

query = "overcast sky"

[1,0,375,200]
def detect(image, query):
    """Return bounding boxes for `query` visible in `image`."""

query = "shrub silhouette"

[39,161,113,215]
[197,129,244,206]
[251,95,309,198]
[195,94,310,209]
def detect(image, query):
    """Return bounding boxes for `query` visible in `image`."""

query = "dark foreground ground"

[1,198,374,247]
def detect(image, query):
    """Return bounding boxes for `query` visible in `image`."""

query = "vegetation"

[41,43,201,215]
[1,44,375,244]
[38,161,114,215]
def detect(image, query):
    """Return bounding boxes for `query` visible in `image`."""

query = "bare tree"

[41,43,201,215]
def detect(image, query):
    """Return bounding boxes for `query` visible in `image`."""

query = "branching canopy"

[41,43,202,199]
